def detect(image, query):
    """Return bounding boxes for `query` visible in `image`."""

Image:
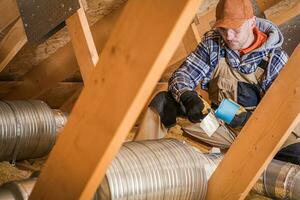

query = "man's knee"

[275,143,300,165]
[149,91,182,128]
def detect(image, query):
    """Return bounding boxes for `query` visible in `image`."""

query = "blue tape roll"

[215,99,240,124]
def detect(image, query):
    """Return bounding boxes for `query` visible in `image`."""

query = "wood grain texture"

[0,19,27,73]
[0,0,19,32]
[66,3,98,82]
[29,0,202,199]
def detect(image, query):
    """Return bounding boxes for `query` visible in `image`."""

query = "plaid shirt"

[169,30,289,102]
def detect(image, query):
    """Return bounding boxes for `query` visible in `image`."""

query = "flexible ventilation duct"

[0,139,299,200]
[195,153,300,200]
[0,100,67,162]
[0,139,207,200]
[253,159,300,200]
[97,139,207,200]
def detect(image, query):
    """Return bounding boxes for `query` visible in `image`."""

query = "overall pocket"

[237,81,261,108]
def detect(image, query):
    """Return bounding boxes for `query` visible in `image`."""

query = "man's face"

[217,18,255,50]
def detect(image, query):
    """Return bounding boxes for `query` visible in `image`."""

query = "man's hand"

[180,91,209,123]
[229,109,252,128]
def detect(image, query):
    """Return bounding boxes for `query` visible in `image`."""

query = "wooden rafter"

[0,18,27,73]
[60,88,83,112]
[66,1,99,82]
[62,1,99,112]
[256,0,282,12]
[29,0,202,199]
[206,44,300,200]
[0,0,19,33]
[4,6,123,100]
[267,0,300,25]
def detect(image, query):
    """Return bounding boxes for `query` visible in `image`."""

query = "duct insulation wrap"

[0,100,68,162]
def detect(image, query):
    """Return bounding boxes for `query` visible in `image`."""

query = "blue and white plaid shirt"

[169,20,288,102]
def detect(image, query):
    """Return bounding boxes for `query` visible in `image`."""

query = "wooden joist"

[0,19,27,73]
[62,2,99,112]
[0,0,19,32]
[182,23,199,54]
[256,0,282,12]
[66,2,99,82]
[29,0,202,199]
[4,6,123,100]
[206,44,300,200]
[267,0,300,25]
[60,88,83,112]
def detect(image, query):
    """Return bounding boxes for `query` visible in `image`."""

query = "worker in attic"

[135,0,300,165]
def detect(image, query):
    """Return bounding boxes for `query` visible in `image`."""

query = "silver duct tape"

[0,100,67,161]
[251,159,300,200]
[53,109,68,133]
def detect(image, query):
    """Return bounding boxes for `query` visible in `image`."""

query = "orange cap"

[213,0,254,29]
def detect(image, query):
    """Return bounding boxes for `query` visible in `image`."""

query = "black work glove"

[149,91,184,128]
[229,110,252,128]
[180,91,207,123]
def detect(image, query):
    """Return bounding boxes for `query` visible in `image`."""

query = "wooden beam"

[29,0,202,199]
[266,0,300,25]
[182,23,198,53]
[4,6,123,100]
[195,8,216,37]
[256,0,282,12]
[0,0,19,33]
[59,88,82,112]
[66,2,98,82]
[167,40,187,66]
[38,82,83,109]
[206,44,300,200]
[0,18,27,73]
[62,2,99,112]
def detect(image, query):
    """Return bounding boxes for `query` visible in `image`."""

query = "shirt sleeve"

[261,47,288,91]
[168,40,212,102]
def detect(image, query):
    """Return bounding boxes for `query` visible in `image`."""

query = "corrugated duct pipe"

[193,153,300,200]
[0,100,67,162]
[0,139,207,200]
[0,139,299,200]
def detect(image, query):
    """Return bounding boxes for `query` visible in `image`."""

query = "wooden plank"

[206,44,300,200]
[0,0,19,33]
[195,8,216,37]
[4,6,124,100]
[182,23,198,53]
[0,18,27,73]
[29,0,202,199]
[38,82,83,109]
[168,40,187,66]
[266,0,300,25]
[0,80,82,108]
[191,20,201,43]
[256,0,282,12]
[60,88,82,112]
[62,2,99,111]
[66,2,98,82]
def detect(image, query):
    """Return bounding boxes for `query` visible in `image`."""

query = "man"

[136,0,300,163]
